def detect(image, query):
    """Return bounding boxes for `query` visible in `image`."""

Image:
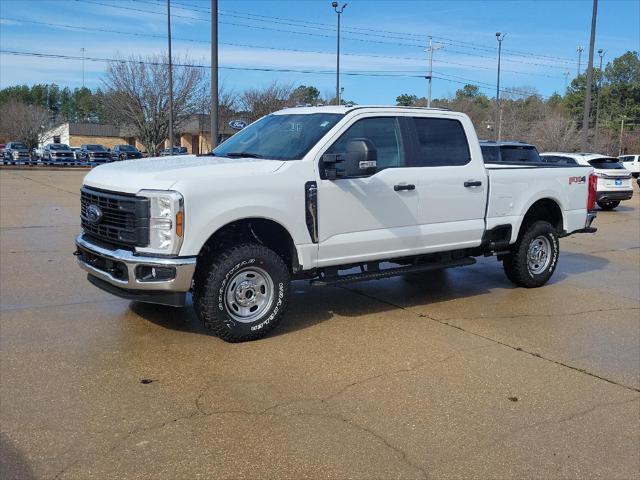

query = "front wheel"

[503,221,559,288]
[193,243,290,342]
[597,200,620,210]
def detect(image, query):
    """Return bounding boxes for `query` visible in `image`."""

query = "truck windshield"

[49,144,70,150]
[213,113,344,160]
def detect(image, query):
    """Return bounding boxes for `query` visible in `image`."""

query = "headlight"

[135,190,184,256]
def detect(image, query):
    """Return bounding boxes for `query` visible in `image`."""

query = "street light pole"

[81,47,85,88]
[594,48,605,147]
[167,0,174,151]
[496,32,506,141]
[580,0,598,151]
[332,2,347,106]
[426,37,443,108]
[618,116,626,156]
[211,0,218,150]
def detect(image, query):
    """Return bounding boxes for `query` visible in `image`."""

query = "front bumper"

[74,235,197,306]
[596,190,633,202]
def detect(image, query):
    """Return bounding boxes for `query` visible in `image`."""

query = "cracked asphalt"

[1,168,639,479]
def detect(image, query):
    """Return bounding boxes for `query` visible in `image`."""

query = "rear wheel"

[597,200,620,210]
[503,221,559,288]
[193,243,290,342]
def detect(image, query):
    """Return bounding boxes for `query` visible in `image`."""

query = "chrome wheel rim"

[527,235,552,275]
[224,267,274,323]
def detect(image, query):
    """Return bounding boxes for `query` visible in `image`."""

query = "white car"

[619,154,639,178]
[75,106,597,342]
[541,152,633,210]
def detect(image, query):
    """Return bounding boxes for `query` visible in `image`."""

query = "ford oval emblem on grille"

[86,204,103,224]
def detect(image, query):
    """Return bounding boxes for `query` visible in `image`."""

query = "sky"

[0,0,638,104]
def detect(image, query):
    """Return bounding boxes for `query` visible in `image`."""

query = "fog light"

[136,265,176,282]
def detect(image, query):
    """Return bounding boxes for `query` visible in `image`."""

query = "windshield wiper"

[224,152,263,158]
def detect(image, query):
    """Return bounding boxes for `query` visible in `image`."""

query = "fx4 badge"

[569,176,586,185]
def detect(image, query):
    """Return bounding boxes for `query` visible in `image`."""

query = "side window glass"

[412,118,471,166]
[326,117,404,172]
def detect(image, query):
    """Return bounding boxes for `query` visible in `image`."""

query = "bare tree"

[530,113,580,152]
[0,100,49,150]
[102,54,205,155]
[240,81,294,122]
[200,82,239,144]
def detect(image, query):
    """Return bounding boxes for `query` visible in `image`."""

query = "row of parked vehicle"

[0,142,189,163]
[479,141,638,210]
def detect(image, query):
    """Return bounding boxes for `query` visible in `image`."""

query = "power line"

[139,0,579,65]
[71,0,579,70]
[0,49,548,98]
[0,16,566,80]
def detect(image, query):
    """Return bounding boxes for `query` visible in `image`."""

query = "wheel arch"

[195,217,301,274]
[515,197,564,240]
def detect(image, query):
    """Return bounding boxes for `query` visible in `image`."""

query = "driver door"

[315,116,423,267]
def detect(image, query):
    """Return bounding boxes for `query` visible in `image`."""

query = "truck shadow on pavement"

[0,434,36,480]
[129,252,609,340]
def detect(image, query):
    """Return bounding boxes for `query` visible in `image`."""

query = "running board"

[311,257,476,287]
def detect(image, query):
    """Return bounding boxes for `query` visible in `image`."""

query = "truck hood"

[83,154,286,193]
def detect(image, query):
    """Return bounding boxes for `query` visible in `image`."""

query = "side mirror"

[344,138,377,177]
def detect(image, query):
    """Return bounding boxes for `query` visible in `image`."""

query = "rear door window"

[410,117,471,167]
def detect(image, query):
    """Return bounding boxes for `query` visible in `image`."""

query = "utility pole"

[580,0,598,151]
[81,47,85,88]
[426,37,443,108]
[594,48,605,147]
[167,0,175,151]
[211,0,218,150]
[618,116,626,155]
[577,45,584,75]
[496,32,506,141]
[332,2,347,105]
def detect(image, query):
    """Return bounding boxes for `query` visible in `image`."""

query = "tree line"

[0,50,637,155]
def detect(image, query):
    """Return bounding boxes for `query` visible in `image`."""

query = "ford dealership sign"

[229,120,247,130]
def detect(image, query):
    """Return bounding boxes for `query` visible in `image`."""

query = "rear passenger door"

[406,116,487,250]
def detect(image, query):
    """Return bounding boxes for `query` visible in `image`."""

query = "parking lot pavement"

[1,168,638,480]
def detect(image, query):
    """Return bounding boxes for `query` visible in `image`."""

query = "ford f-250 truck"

[74,106,597,342]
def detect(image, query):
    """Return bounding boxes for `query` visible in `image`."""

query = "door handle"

[464,180,482,187]
[394,184,416,191]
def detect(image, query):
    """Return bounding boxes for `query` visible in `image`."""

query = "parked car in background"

[32,146,44,159]
[541,152,633,210]
[160,146,188,156]
[42,143,74,162]
[4,141,31,162]
[79,144,111,163]
[479,141,542,163]
[0,144,5,158]
[111,144,143,161]
[70,147,82,160]
[619,154,639,178]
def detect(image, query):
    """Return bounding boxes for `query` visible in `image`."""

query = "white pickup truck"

[75,106,597,342]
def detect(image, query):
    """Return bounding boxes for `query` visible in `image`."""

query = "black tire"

[503,220,559,288]
[597,200,620,210]
[193,243,290,342]
[632,173,639,179]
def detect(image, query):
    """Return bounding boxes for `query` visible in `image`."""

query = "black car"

[479,141,542,164]
[160,146,188,156]
[43,143,74,162]
[79,144,111,163]
[111,144,143,161]
[4,141,31,162]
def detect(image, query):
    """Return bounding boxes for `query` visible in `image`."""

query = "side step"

[311,257,476,287]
